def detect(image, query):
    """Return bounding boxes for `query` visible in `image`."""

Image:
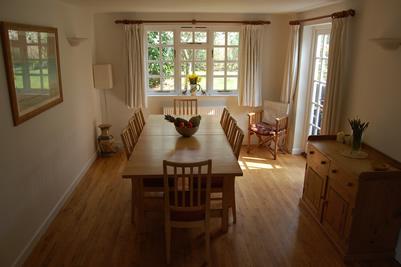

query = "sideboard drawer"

[329,162,358,196]
[308,146,330,179]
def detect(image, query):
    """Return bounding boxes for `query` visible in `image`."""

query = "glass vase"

[350,131,363,156]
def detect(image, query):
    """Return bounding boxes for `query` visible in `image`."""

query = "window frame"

[302,23,332,152]
[145,25,240,96]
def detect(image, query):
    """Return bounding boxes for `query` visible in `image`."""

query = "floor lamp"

[93,64,115,157]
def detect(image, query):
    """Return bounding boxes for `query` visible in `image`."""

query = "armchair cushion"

[248,122,277,136]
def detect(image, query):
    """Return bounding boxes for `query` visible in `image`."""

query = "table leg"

[131,179,145,234]
[222,176,230,232]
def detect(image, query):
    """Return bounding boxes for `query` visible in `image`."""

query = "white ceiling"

[61,0,343,14]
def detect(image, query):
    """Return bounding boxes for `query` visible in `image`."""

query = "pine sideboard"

[301,135,401,262]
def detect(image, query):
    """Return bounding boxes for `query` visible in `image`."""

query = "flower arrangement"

[186,73,202,93]
[187,73,202,85]
[348,117,369,155]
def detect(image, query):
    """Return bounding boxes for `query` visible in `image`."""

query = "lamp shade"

[93,64,113,89]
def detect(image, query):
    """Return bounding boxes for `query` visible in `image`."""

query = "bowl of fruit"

[164,115,201,137]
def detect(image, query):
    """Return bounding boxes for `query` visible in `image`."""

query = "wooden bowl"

[371,162,390,171]
[175,126,199,137]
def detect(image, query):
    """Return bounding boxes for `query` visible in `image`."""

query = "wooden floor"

[23,147,401,267]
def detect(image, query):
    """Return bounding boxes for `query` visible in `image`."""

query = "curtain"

[238,25,264,107]
[280,25,300,104]
[124,24,147,108]
[321,17,348,134]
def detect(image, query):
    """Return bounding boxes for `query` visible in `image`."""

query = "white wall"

[294,0,401,161]
[93,12,292,148]
[0,0,99,266]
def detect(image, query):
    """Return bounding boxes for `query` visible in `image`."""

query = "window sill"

[148,92,238,97]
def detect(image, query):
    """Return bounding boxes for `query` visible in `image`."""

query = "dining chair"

[163,159,212,264]
[247,100,289,160]
[121,126,135,159]
[127,114,164,223]
[226,116,237,149]
[127,116,140,144]
[220,107,229,126]
[210,125,244,223]
[220,108,230,130]
[174,98,198,115]
[134,108,146,134]
[224,115,236,137]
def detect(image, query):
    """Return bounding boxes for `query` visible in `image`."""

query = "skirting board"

[13,150,99,267]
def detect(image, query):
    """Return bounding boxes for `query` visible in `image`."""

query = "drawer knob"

[309,151,315,155]
[321,161,327,165]
[331,169,337,174]
[347,182,353,187]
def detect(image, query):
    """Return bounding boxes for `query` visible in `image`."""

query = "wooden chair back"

[174,99,198,115]
[163,159,212,264]
[121,126,135,159]
[220,107,229,126]
[128,116,139,144]
[232,126,245,159]
[134,108,146,134]
[227,117,237,148]
[224,116,236,137]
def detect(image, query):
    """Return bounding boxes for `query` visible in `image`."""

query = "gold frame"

[1,22,63,126]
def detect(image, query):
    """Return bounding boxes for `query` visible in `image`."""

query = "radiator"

[163,106,226,118]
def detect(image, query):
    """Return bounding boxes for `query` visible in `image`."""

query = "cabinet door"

[303,167,326,218]
[322,177,354,249]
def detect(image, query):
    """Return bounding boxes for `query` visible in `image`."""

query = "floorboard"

[23,147,401,266]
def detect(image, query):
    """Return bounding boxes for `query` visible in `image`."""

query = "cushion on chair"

[248,122,277,136]
[168,191,206,222]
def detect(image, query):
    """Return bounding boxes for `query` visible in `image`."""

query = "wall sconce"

[369,38,401,50]
[67,38,87,47]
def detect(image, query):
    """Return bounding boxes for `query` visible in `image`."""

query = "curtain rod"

[115,19,271,25]
[289,9,355,25]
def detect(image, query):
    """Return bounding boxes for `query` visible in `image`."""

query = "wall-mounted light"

[369,38,401,50]
[67,38,87,47]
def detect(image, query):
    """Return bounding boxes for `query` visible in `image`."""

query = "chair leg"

[165,223,171,264]
[205,217,211,264]
[273,136,278,160]
[231,177,236,223]
[131,179,137,223]
[247,130,251,152]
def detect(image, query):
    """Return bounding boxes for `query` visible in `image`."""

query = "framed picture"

[1,22,63,126]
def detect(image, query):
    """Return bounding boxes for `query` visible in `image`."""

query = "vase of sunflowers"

[187,73,202,96]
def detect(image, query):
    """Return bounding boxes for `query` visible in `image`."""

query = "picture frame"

[1,22,63,126]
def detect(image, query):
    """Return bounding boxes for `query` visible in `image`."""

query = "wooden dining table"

[122,114,243,233]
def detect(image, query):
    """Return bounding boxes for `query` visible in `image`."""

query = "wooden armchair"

[247,101,289,160]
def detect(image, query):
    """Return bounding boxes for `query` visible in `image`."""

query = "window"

[212,31,239,91]
[11,30,53,94]
[147,31,175,91]
[145,26,240,95]
[306,26,331,136]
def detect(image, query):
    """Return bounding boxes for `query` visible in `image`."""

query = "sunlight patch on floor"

[239,157,283,170]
